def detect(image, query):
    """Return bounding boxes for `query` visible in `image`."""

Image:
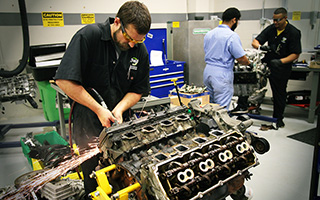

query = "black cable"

[68,87,106,152]
[67,87,106,179]
[0,0,30,77]
[26,95,38,108]
[89,88,108,109]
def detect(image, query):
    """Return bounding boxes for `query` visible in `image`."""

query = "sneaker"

[244,185,253,200]
[230,106,248,114]
[230,185,253,200]
[276,119,285,128]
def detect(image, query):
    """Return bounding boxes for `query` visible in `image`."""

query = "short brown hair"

[116,1,151,35]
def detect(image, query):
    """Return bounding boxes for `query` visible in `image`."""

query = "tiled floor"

[0,102,318,200]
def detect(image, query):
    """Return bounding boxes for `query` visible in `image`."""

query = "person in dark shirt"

[54,1,151,198]
[252,7,301,128]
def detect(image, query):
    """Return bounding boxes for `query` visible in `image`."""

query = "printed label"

[42,12,64,27]
[81,13,95,24]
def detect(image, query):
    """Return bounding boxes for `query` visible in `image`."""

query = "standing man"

[203,7,250,110]
[252,7,301,128]
[55,1,151,198]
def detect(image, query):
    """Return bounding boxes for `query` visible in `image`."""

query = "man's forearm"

[55,79,103,115]
[113,92,142,114]
[236,55,250,66]
[280,53,300,64]
[252,39,260,49]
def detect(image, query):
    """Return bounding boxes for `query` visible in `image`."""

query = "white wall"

[0,0,188,70]
[198,0,320,97]
[187,0,212,13]
[213,0,281,12]
[0,0,319,119]
[1,0,319,69]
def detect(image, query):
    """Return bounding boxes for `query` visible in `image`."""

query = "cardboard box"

[169,91,210,107]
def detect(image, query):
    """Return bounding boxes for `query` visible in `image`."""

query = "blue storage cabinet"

[145,28,185,98]
[150,60,185,98]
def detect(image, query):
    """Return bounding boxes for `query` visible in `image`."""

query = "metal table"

[291,67,320,123]
[50,82,67,139]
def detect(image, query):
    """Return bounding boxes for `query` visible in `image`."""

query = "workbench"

[291,67,320,123]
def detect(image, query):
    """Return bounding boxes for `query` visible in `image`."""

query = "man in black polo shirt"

[55,1,151,198]
[252,7,301,129]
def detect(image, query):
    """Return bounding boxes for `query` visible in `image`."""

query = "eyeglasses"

[120,21,145,44]
[273,17,285,22]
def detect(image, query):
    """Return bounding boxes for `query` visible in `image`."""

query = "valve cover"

[98,100,259,200]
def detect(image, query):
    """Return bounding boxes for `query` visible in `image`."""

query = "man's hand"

[259,45,271,52]
[96,107,116,128]
[269,59,282,68]
[112,109,123,124]
[110,92,142,125]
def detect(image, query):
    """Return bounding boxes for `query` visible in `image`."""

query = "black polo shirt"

[256,22,301,65]
[55,17,150,110]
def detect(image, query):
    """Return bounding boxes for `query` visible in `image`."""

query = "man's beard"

[113,28,130,51]
[231,21,238,31]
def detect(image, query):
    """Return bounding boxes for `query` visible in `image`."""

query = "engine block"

[0,73,38,109]
[98,100,260,200]
[233,49,269,97]
[0,73,36,102]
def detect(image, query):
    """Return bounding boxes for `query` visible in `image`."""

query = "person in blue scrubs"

[203,7,250,110]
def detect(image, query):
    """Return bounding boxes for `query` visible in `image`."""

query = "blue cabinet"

[150,60,185,98]
[145,28,185,98]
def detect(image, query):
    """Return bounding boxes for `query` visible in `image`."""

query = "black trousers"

[268,66,291,120]
[73,103,103,199]
[81,155,100,199]
[237,96,249,109]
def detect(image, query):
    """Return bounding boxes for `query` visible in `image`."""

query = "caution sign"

[292,11,301,21]
[81,13,95,24]
[42,12,64,27]
[172,21,180,28]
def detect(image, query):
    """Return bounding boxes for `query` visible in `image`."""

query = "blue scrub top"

[204,24,245,70]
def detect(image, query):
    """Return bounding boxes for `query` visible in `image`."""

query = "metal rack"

[291,67,320,123]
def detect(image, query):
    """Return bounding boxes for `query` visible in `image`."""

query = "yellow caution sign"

[292,11,301,21]
[172,21,180,28]
[81,13,95,24]
[42,12,64,27]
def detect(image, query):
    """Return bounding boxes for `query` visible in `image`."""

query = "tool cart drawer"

[149,60,185,98]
